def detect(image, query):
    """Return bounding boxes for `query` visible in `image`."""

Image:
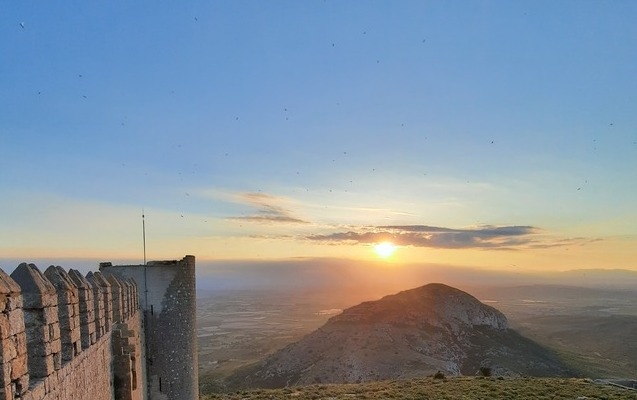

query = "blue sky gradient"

[1,1,636,270]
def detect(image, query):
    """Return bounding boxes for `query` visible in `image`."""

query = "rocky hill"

[228,283,573,389]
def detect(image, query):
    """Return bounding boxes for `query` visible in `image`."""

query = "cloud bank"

[306,224,541,250]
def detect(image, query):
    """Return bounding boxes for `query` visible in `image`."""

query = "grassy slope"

[202,377,637,400]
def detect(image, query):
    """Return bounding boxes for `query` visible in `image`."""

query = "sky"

[1,1,636,275]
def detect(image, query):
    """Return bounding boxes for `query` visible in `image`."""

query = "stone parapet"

[0,263,142,400]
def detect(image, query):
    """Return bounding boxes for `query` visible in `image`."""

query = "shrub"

[479,367,492,377]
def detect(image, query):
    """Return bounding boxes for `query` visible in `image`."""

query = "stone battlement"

[0,263,142,400]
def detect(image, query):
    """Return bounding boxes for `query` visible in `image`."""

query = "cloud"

[306,224,542,250]
[226,192,309,224]
[527,237,603,249]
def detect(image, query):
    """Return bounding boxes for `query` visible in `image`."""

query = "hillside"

[227,283,573,389]
[203,377,637,400]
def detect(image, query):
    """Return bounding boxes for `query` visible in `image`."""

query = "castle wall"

[101,256,198,400]
[0,263,144,400]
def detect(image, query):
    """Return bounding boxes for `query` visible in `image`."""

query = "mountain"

[229,283,573,388]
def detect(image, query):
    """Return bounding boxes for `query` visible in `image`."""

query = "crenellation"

[120,278,131,321]
[85,272,106,340]
[0,255,194,400]
[128,279,136,314]
[43,266,81,362]
[68,270,97,348]
[104,274,124,323]
[0,269,28,400]
[90,272,112,332]
[10,263,61,381]
[127,279,137,311]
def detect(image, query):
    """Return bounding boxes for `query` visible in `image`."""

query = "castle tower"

[100,255,198,400]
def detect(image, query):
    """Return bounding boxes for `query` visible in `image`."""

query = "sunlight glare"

[374,242,397,259]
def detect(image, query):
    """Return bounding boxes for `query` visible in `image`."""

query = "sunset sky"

[1,1,636,273]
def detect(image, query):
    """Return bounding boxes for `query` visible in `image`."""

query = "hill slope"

[229,283,573,388]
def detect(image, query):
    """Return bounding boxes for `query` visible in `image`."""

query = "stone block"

[0,361,10,387]
[23,310,46,329]
[30,381,46,399]
[29,353,54,379]
[6,294,23,311]
[0,317,9,341]
[15,332,27,356]
[50,337,61,354]
[15,373,28,396]
[52,351,61,370]
[0,385,11,400]
[50,322,60,341]
[0,336,16,362]
[29,322,47,344]
[7,309,25,337]
[10,353,27,380]
[26,338,48,357]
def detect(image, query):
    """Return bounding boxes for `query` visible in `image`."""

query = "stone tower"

[101,255,198,400]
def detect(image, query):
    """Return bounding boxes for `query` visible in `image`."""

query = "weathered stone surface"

[68,270,96,349]
[0,384,11,400]
[14,374,28,396]
[0,361,10,387]
[0,270,20,295]
[44,267,81,362]
[6,295,23,313]
[0,337,16,363]
[10,353,27,380]
[10,264,56,309]
[0,317,9,342]
[6,310,24,339]
[90,272,113,333]
[1,257,192,400]
[104,274,123,323]
[86,272,106,341]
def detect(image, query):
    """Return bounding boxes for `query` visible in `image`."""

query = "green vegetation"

[202,377,637,400]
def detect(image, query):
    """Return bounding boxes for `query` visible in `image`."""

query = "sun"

[374,242,397,259]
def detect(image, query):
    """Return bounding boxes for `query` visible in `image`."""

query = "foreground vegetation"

[202,377,637,400]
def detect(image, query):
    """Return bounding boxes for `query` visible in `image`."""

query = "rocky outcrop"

[230,283,572,388]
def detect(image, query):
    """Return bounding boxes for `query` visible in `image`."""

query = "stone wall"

[0,263,143,400]
[101,255,198,400]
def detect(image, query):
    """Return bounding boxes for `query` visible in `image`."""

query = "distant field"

[202,377,637,400]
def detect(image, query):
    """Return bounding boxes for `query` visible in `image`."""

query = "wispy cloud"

[527,237,603,249]
[226,192,309,224]
[306,224,544,250]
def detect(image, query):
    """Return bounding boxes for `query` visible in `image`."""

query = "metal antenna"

[142,209,147,265]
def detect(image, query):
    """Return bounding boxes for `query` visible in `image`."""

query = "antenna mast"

[142,209,147,265]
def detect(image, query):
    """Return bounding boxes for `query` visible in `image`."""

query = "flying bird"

[19,22,25,29]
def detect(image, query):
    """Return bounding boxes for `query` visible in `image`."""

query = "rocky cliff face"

[229,283,572,388]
